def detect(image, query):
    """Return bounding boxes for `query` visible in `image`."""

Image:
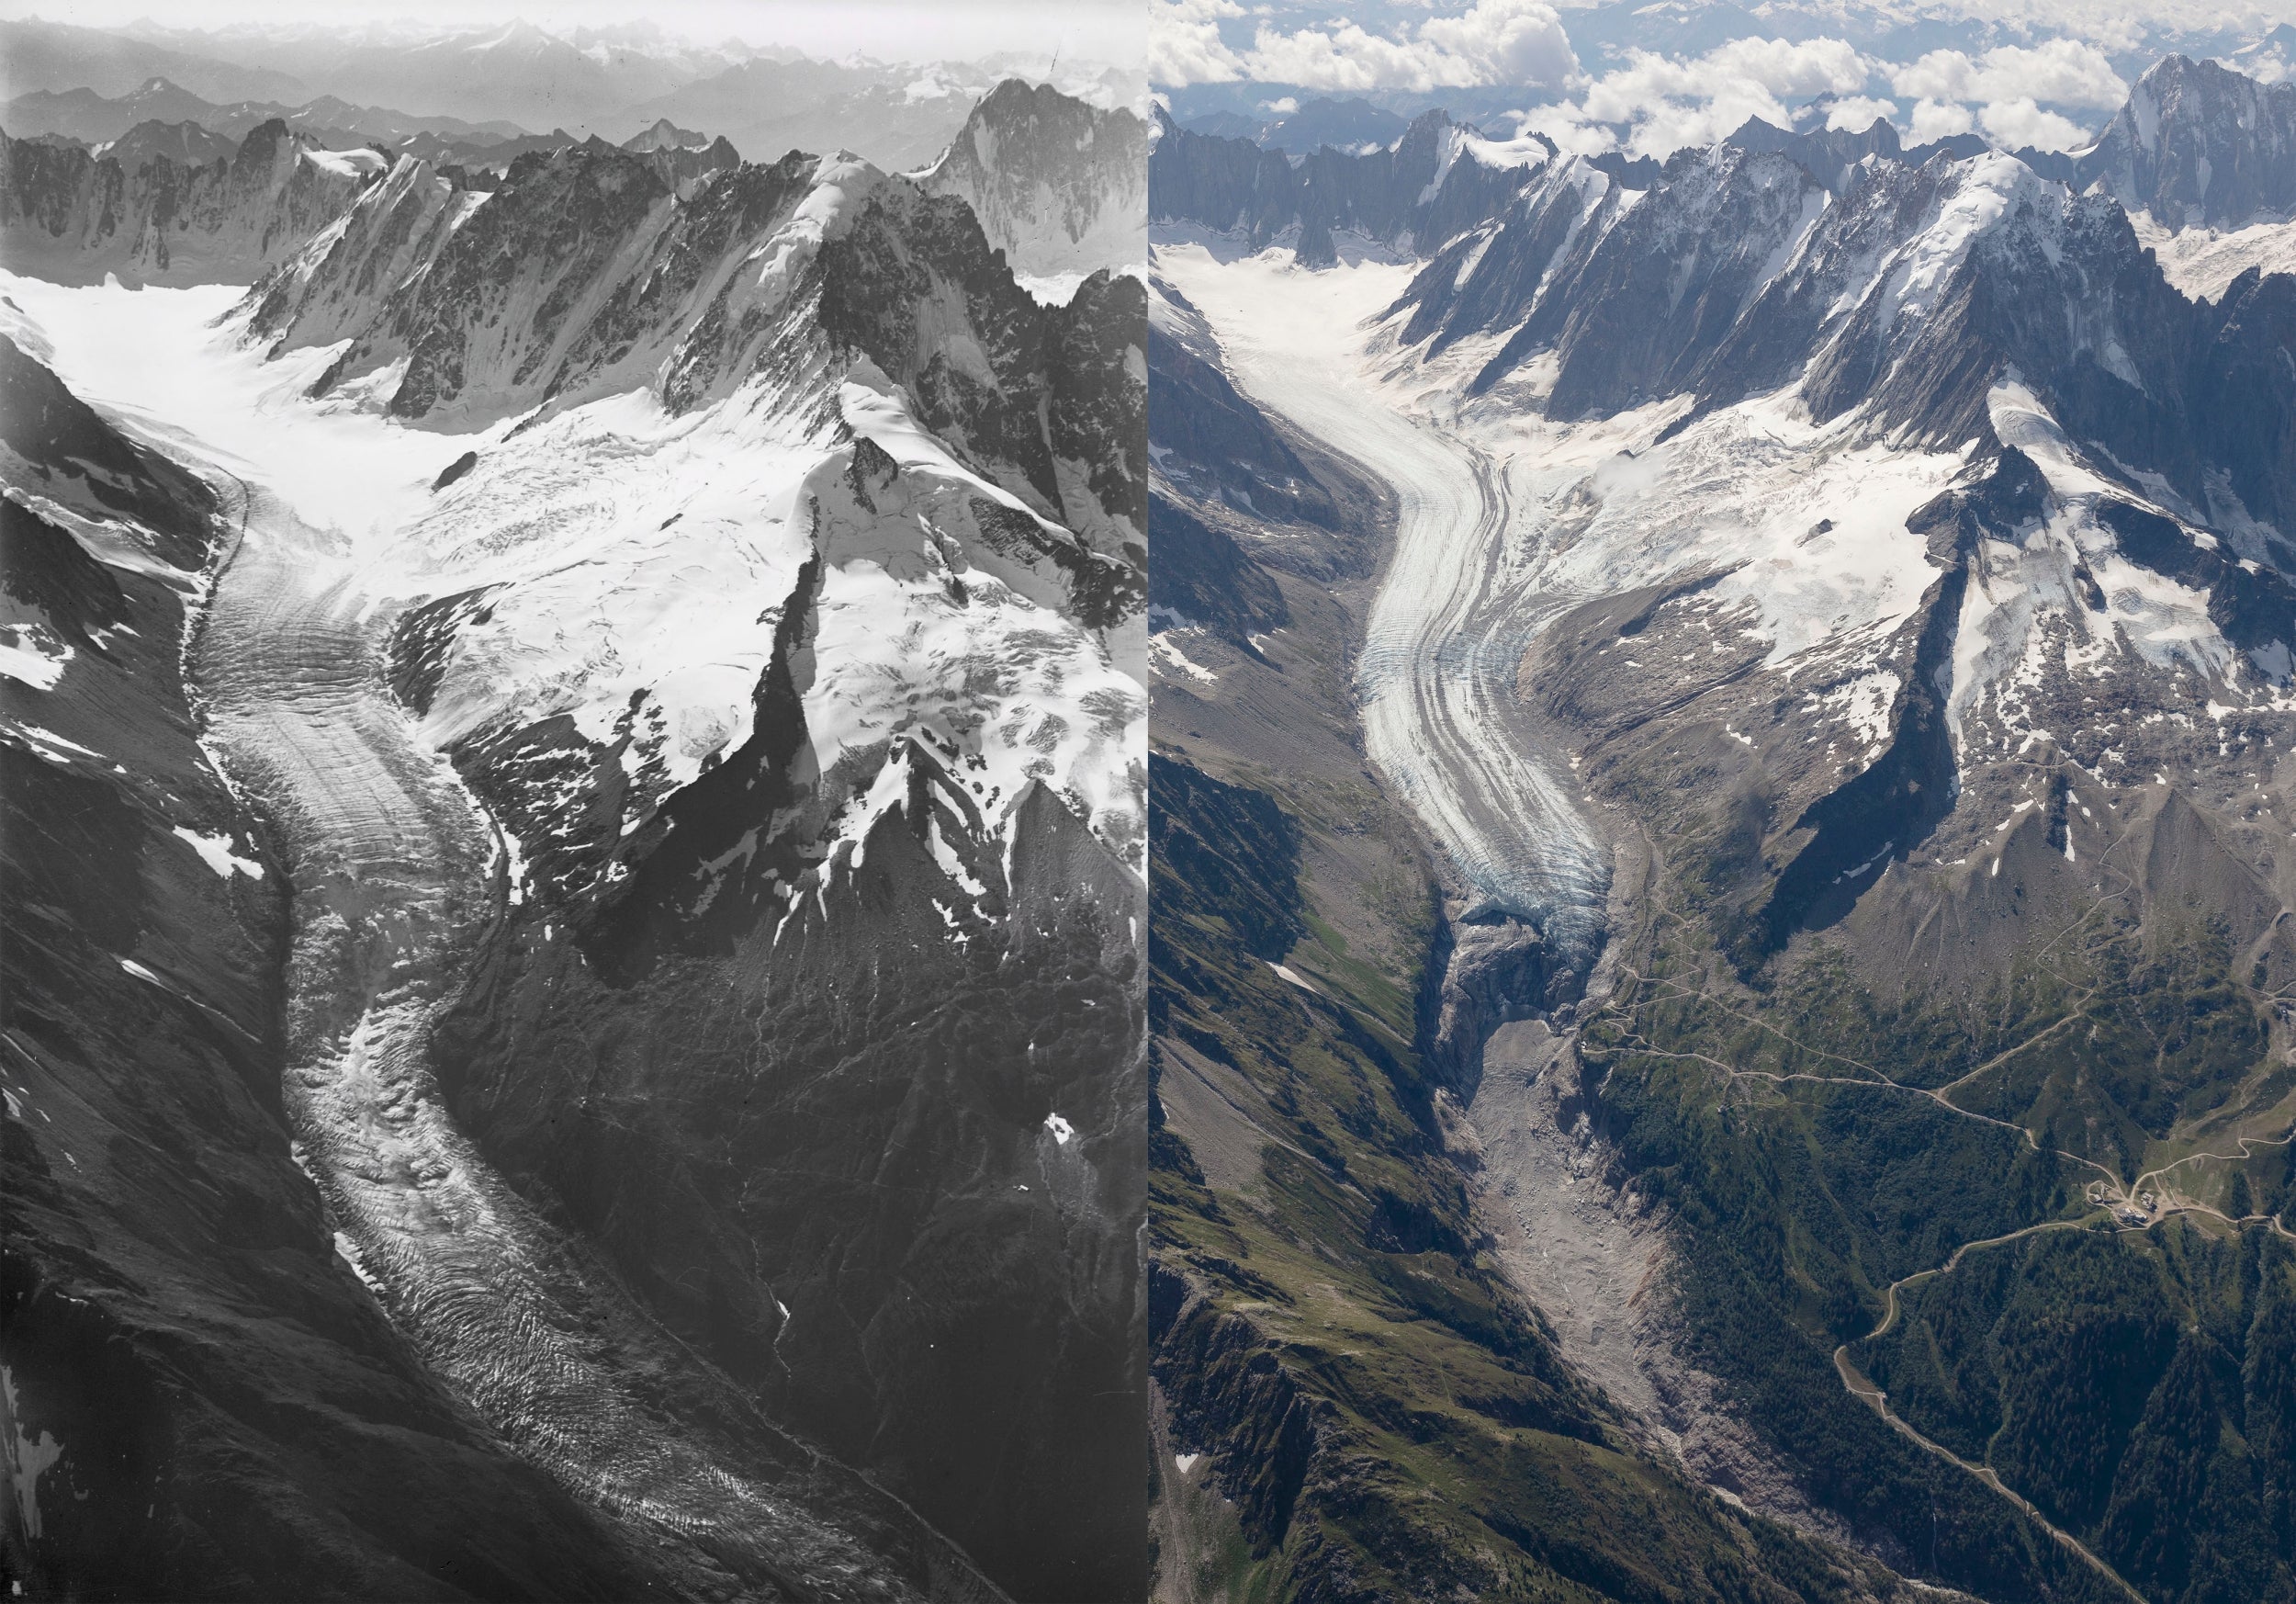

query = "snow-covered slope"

[233,141,1147,870]
[247,137,1147,568]
[2136,210,2296,299]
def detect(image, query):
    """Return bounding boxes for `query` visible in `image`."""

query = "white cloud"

[1825,95,1899,130]
[2226,47,2295,85]
[1515,100,1617,157]
[1150,0,1244,85]
[1977,97,2095,151]
[1186,0,1576,93]
[1413,0,1580,85]
[1889,41,2126,110]
[1259,95,1300,113]
[1552,35,1877,158]
[1907,97,1975,143]
[1701,36,1872,99]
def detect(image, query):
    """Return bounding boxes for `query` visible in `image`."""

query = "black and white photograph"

[1,3,1146,1599]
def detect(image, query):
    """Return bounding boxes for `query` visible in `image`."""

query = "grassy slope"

[1563,653,2296,1601]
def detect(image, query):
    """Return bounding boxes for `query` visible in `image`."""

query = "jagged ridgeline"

[1149,50,2296,1604]
[3,81,1147,1603]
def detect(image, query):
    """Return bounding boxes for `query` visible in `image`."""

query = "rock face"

[621,115,708,152]
[1148,106,1538,265]
[0,117,380,284]
[1724,114,1903,194]
[2081,53,2296,228]
[923,79,1147,281]
[1467,143,1830,416]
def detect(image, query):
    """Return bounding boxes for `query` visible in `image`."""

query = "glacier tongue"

[1153,238,1610,958]
[190,473,891,1576]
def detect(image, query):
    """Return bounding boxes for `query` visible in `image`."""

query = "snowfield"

[1,269,1143,875]
[2133,209,2296,300]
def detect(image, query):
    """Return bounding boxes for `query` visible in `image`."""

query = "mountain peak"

[2084,51,2296,228]
[621,116,705,152]
[925,79,1145,280]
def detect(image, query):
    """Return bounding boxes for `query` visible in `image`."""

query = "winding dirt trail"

[1828,1220,2148,1604]
[190,472,990,1602]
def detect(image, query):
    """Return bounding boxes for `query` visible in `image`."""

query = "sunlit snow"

[170,826,265,880]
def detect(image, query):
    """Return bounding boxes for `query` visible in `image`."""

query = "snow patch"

[1150,632,1218,683]
[302,146,388,181]
[171,826,264,880]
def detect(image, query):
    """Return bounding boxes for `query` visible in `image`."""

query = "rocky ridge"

[1,115,381,284]
[1149,104,1540,266]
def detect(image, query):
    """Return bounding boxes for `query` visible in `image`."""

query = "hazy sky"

[0,1,1142,64]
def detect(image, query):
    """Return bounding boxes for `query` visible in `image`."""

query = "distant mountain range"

[0,17,1146,178]
[0,17,305,104]
[0,17,738,130]
[1,75,523,152]
[1178,96,1411,156]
